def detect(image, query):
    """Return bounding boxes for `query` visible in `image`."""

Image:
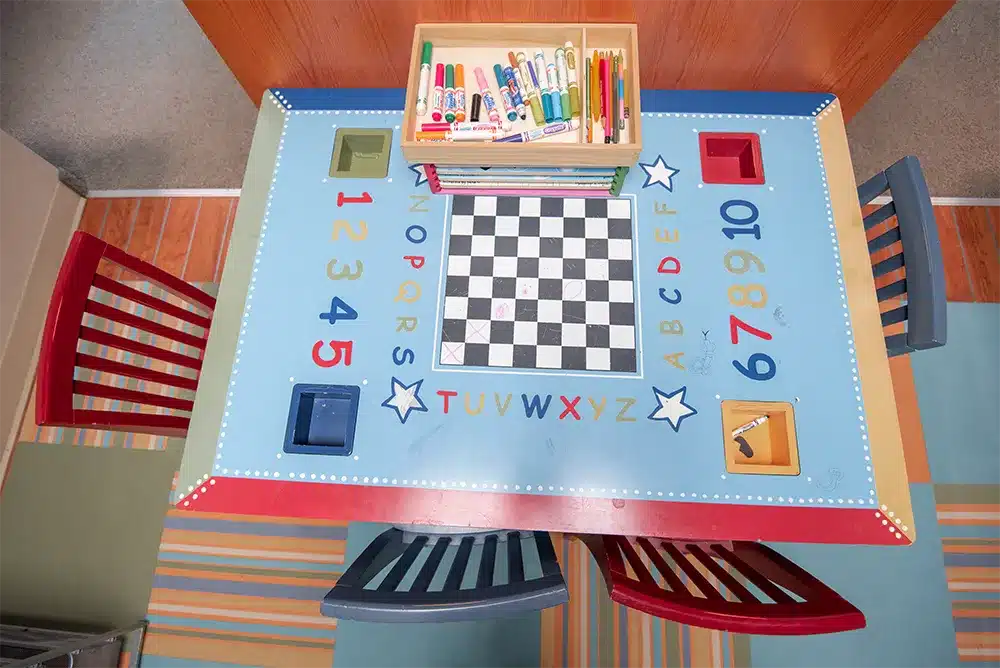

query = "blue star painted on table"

[647,385,698,432]
[381,377,429,424]
[408,163,428,188]
[638,155,680,191]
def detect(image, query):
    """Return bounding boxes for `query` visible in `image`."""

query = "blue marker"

[529,54,554,123]
[534,50,562,124]
[493,65,518,122]
[503,66,526,120]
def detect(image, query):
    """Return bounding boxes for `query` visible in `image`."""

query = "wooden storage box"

[401,23,642,168]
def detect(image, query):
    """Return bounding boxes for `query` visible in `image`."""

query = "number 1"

[730,315,773,344]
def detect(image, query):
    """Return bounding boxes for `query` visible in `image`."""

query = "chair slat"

[885,332,914,357]
[534,532,562,578]
[876,279,907,303]
[712,545,795,603]
[619,537,657,586]
[686,545,758,603]
[872,253,905,277]
[86,300,208,350]
[857,170,889,206]
[507,532,525,583]
[443,536,475,591]
[73,381,194,412]
[477,534,498,588]
[92,274,211,330]
[102,242,217,311]
[411,537,451,592]
[881,305,909,327]
[71,409,189,437]
[863,201,896,230]
[635,537,688,594]
[80,326,203,371]
[378,536,427,592]
[867,224,901,253]
[76,353,198,392]
[662,543,724,600]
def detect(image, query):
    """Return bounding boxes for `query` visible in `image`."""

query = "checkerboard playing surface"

[439,195,637,372]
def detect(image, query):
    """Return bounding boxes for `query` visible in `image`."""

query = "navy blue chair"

[857,156,946,356]
[321,527,568,622]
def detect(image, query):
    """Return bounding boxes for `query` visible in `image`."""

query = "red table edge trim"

[175,477,910,546]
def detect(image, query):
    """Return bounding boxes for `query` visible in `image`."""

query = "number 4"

[730,315,773,344]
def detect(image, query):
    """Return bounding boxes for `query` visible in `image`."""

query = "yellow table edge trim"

[818,100,915,544]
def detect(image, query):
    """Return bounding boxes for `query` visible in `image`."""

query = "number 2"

[733,353,776,381]
[332,220,368,241]
[730,315,773,344]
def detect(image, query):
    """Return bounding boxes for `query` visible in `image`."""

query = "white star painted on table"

[408,163,428,187]
[381,377,428,424]
[647,385,698,432]
[638,155,680,191]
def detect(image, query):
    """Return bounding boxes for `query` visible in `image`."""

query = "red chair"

[581,534,865,635]
[36,231,216,437]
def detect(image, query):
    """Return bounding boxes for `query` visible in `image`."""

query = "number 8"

[728,284,768,308]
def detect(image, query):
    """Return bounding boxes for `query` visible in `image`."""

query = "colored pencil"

[584,57,591,143]
[617,51,625,136]
[612,54,619,144]
[601,54,611,144]
[590,50,600,130]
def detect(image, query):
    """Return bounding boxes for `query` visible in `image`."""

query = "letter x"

[559,395,581,420]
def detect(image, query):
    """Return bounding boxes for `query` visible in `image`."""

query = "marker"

[416,42,432,116]
[455,64,467,122]
[584,57,591,142]
[514,52,544,126]
[565,42,581,119]
[536,50,563,123]
[555,47,571,122]
[444,64,456,122]
[494,119,578,143]
[470,93,482,122]
[431,63,445,121]
[417,128,505,142]
[421,121,502,132]
[503,66,526,120]
[493,64,517,122]
[601,56,611,144]
[731,415,769,439]
[473,67,500,124]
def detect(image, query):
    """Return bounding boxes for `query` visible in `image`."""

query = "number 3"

[728,284,768,308]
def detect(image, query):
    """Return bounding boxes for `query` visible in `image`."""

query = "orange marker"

[455,64,467,122]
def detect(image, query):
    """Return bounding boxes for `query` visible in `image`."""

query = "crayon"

[493,119,579,143]
[493,64,518,122]
[416,42,432,116]
[503,66,526,120]
[473,67,500,124]
[555,46,572,121]
[431,63,444,121]
[565,41,581,119]
[455,64,467,122]
[514,51,544,126]
[444,64,456,123]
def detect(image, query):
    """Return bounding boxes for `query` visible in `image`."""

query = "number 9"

[724,250,766,274]
[733,353,776,381]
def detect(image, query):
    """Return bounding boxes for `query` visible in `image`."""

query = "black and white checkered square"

[440,195,637,372]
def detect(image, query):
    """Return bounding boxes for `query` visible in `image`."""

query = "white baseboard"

[869,196,1000,206]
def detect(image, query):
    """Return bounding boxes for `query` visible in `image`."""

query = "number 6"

[733,353,776,381]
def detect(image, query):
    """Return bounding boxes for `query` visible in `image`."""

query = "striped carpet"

[936,484,1000,663]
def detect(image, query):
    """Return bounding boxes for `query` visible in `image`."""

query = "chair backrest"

[321,527,568,622]
[36,231,216,437]
[582,534,865,635]
[857,155,946,356]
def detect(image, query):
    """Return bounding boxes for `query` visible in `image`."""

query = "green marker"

[444,64,456,122]
[416,42,433,116]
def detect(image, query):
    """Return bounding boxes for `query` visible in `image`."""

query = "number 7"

[730,315,773,344]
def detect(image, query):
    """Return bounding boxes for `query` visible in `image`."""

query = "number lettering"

[733,353,776,381]
[729,315,773,344]
[326,258,364,280]
[723,224,761,240]
[319,297,359,324]
[724,250,766,274]
[332,220,368,241]
[728,284,768,308]
[720,199,759,226]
